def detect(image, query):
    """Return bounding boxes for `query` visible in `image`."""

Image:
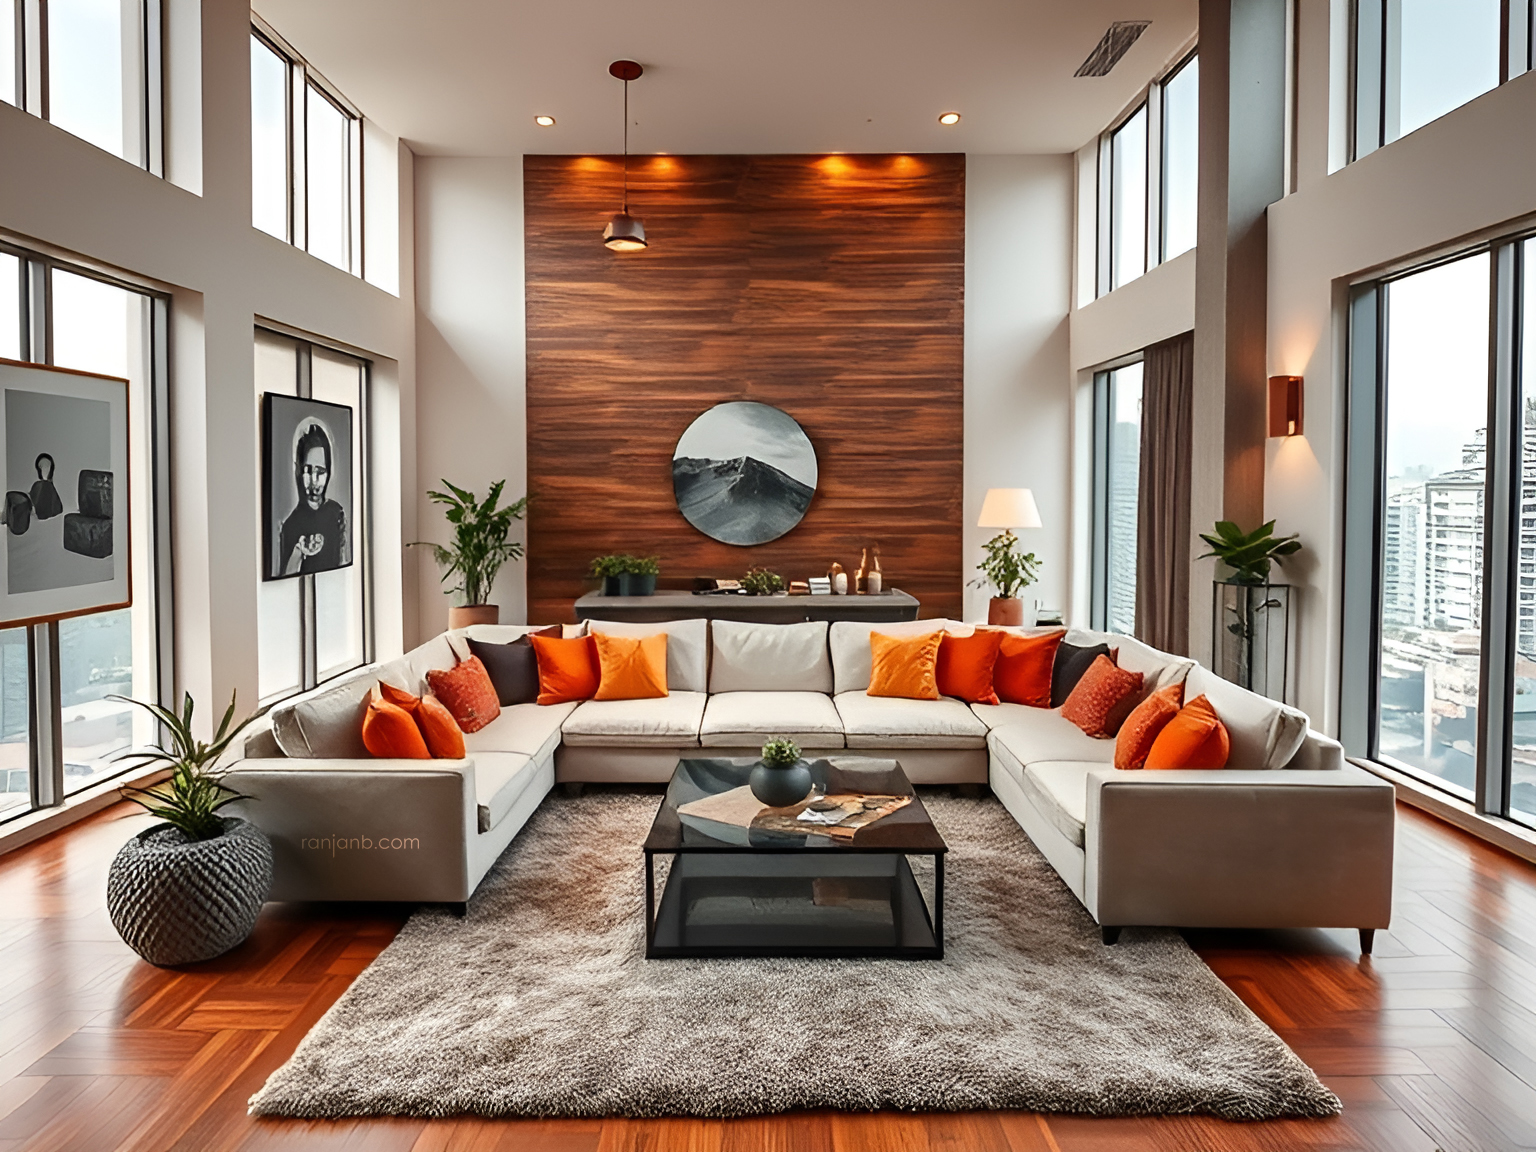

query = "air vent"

[1074,21,1152,77]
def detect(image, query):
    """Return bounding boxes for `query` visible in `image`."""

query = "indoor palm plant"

[414,479,528,628]
[1198,520,1302,697]
[970,531,1041,626]
[107,692,272,967]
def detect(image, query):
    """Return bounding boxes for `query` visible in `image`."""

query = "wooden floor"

[1,801,1534,1152]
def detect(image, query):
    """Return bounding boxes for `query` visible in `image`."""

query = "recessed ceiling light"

[938,112,961,126]
[534,115,556,127]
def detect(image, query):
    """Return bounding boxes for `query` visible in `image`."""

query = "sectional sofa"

[222,617,1396,952]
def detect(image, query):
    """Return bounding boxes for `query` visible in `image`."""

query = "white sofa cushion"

[270,663,414,759]
[473,750,535,833]
[561,691,708,747]
[834,692,989,749]
[463,701,579,762]
[1020,761,1097,848]
[584,618,709,692]
[708,620,833,694]
[698,691,845,748]
[1183,666,1309,770]
[457,623,555,644]
[975,704,1116,765]
[829,619,948,695]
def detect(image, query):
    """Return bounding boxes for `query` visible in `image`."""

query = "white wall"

[412,158,530,638]
[962,155,1073,624]
[0,0,415,724]
[1268,3,1536,728]
[1069,249,1195,373]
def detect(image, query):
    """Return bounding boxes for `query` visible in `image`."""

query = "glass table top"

[643,756,947,854]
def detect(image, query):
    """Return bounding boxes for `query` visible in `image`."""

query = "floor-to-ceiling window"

[1091,361,1144,635]
[0,244,166,822]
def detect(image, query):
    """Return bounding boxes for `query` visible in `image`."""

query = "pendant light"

[603,60,647,251]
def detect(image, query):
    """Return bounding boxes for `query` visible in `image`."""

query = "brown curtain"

[1135,331,1194,655]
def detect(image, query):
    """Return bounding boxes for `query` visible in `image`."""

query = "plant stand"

[1212,581,1291,701]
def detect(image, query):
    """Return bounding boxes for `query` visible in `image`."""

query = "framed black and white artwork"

[672,401,818,546]
[0,359,131,628]
[262,393,354,580]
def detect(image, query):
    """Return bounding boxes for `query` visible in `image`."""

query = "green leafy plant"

[741,567,784,595]
[413,480,528,606]
[113,692,261,842]
[970,531,1041,599]
[625,554,661,576]
[760,737,802,767]
[589,553,628,579]
[1198,520,1301,585]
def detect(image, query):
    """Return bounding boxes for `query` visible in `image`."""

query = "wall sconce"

[1268,375,1303,437]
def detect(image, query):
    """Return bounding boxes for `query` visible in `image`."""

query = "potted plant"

[749,737,814,808]
[590,553,629,596]
[970,530,1041,626]
[413,480,528,629]
[106,692,272,968]
[741,567,784,596]
[1198,520,1302,697]
[625,554,661,597]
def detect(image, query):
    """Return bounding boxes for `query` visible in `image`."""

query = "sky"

[672,401,818,488]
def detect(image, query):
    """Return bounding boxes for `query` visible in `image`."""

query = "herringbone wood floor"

[1,798,1534,1151]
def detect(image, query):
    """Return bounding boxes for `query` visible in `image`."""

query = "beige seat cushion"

[473,750,535,833]
[699,691,845,748]
[583,618,709,692]
[829,619,950,695]
[1019,761,1097,848]
[561,691,707,747]
[977,704,1116,765]
[1183,666,1309,769]
[709,621,833,694]
[833,692,989,749]
[463,701,578,762]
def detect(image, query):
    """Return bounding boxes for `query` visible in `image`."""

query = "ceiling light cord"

[622,78,629,213]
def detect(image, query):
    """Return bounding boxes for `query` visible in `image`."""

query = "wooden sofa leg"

[1101,926,1121,945]
[1359,928,1375,955]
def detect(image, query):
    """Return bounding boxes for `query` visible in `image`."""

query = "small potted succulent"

[413,480,527,629]
[750,737,814,808]
[107,693,272,968]
[590,553,629,596]
[741,566,785,596]
[625,554,661,597]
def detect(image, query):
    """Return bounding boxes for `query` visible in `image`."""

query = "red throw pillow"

[991,630,1065,707]
[426,655,502,733]
[936,630,1003,704]
[361,684,430,759]
[1145,694,1231,769]
[1114,683,1185,769]
[1059,654,1144,738]
[530,634,601,705]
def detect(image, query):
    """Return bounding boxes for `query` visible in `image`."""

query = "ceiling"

[253,0,1197,157]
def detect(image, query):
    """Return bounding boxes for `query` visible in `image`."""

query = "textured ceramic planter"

[107,817,273,967]
[449,605,499,629]
[987,597,1024,626]
[749,759,814,808]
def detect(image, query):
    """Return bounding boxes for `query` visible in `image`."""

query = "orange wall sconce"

[1267,375,1303,437]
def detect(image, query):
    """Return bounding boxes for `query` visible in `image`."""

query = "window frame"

[250,17,365,278]
[1089,357,1145,633]
[0,239,172,825]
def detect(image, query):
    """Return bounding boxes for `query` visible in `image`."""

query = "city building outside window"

[1091,361,1144,636]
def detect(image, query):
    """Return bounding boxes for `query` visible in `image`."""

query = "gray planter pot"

[749,759,814,808]
[107,817,273,967]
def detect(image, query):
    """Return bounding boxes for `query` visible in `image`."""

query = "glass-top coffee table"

[642,756,947,959]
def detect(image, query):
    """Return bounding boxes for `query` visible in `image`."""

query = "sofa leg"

[1359,928,1375,955]
[448,902,467,918]
[561,782,585,798]
[1101,926,1121,946]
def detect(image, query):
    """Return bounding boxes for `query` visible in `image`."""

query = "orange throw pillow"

[936,630,1002,704]
[416,693,466,758]
[530,634,601,706]
[1145,694,1231,769]
[593,632,669,700]
[361,684,430,759]
[992,630,1065,707]
[867,630,943,700]
[1060,654,1144,738]
[1114,683,1185,769]
[426,655,502,734]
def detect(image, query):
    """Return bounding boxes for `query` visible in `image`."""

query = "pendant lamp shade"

[604,212,647,251]
[977,488,1043,529]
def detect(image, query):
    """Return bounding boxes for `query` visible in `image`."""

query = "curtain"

[1135,331,1194,655]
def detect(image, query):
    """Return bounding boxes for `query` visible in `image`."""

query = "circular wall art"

[672,401,817,546]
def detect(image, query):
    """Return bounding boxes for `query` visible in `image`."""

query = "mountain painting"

[672,402,818,546]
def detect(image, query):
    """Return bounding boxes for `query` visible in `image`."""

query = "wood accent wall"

[523,153,965,623]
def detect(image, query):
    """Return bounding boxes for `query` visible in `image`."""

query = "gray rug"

[249,791,1341,1121]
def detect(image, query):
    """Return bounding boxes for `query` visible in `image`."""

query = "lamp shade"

[977,488,1042,529]
[603,212,647,251]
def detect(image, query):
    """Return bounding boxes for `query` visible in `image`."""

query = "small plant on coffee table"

[742,567,784,595]
[760,737,802,768]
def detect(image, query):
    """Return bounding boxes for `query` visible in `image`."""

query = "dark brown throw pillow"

[1050,640,1115,709]
[467,625,561,706]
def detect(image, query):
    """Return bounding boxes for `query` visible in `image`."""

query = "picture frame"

[262,392,355,581]
[0,358,132,629]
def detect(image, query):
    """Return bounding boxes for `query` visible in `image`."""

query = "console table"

[574,589,921,624]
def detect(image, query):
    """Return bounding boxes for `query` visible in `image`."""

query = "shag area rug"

[249,791,1341,1121]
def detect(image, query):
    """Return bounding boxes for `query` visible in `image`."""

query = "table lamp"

[977,488,1042,626]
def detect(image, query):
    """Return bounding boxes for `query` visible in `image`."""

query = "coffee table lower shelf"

[644,850,943,959]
